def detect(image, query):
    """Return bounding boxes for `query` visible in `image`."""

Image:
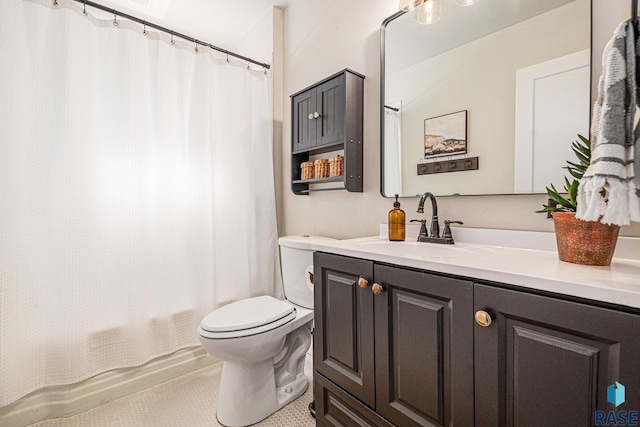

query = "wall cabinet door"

[292,89,317,152]
[316,75,346,147]
[374,265,474,427]
[474,284,640,427]
[314,252,376,408]
[292,73,346,153]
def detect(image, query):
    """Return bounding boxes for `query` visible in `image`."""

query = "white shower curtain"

[384,107,403,196]
[0,0,281,407]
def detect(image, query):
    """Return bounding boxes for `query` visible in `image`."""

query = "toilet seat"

[199,296,297,339]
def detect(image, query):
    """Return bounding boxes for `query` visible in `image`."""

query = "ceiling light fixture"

[398,0,426,12]
[416,0,442,24]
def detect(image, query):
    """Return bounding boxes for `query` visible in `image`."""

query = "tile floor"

[33,355,315,427]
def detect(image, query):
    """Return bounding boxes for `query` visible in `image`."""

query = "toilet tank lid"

[278,235,336,250]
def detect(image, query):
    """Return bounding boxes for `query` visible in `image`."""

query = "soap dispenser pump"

[388,194,405,241]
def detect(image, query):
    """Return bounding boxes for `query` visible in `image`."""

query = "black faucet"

[413,192,463,244]
[417,192,440,238]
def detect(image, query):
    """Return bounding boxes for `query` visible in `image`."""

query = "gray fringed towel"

[577,19,640,225]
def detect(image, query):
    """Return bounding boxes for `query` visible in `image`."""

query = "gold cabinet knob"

[358,277,369,289]
[372,283,383,295]
[475,310,492,327]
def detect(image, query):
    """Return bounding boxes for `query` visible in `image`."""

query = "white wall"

[281,0,640,238]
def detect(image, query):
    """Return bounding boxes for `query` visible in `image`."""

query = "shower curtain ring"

[113,11,118,26]
[226,53,230,63]
[83,0,87,15]
[53,0,58,6]
[195,40,199,52]
[143,21,147,35]
[247,62,250,70]
[170,32,175,45]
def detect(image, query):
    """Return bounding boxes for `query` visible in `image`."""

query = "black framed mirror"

[380,0,592,197]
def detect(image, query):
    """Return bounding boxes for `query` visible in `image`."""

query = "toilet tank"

[278,235,335,309]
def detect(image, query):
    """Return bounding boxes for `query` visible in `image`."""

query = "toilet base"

[215,325,312,427]
[217,363,308,427]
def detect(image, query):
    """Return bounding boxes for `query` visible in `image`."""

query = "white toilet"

[198,235,333,427]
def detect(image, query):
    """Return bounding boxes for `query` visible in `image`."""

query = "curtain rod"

[384,105,399,112]
[64,0,270,70]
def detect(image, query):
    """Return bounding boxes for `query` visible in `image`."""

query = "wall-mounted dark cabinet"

[290,69,364,195]
[313,252,640,426]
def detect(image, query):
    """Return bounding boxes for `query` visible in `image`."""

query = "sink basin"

[351,240,488,259]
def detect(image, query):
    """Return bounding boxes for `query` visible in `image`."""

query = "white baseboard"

[0,346,217,427]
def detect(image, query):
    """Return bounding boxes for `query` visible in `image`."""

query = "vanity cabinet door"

[314,252,376,408]
[374,265,474,427]
[474,284,640,427]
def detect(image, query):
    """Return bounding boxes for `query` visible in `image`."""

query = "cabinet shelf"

[292,141,345,156]
[293,175,347,193]
[292,175,344,185]
[290,69,364,195]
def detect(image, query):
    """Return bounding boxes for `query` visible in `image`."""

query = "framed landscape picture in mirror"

[424,110,467,158]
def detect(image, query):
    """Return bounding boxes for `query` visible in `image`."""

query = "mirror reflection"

[381,0,591,197]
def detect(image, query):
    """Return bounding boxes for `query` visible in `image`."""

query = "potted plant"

[537,135,620,266]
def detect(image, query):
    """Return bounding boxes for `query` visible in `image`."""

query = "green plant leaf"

[566,178,578,208]
[566,160,585,170]
[578,134,591,149]
[535,205,558,213]
[572,135,591,166]
[566,166,583,180]
[572,145,591,166]
[572,142,590,160]
[572,150,590,167]
[547,184,574,209]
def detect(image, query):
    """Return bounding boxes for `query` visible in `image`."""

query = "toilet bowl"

[197,235,333,427]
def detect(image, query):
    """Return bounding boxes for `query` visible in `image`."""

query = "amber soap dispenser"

[388,194,405,241]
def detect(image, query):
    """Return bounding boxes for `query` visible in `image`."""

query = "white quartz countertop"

[308,228,640,310]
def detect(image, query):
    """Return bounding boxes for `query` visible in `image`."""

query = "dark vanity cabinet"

[313,252,474,426]
[313,252,640,426]
[291,69,364,195]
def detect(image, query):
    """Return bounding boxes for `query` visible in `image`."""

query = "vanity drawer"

[314,373,393,427]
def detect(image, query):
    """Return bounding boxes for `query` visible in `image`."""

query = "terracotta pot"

[552,211,620,266]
